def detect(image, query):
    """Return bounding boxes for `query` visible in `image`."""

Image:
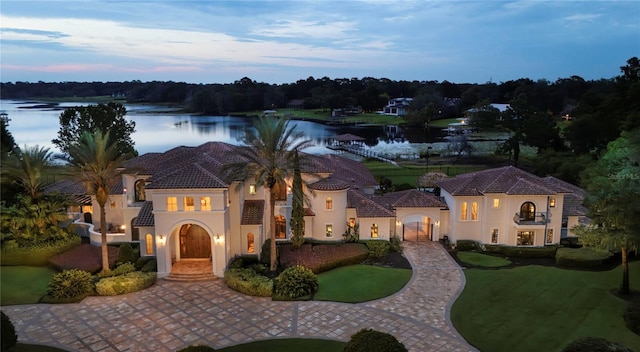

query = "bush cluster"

[455,240,480,251]
[97,262,136,278]
[559,237,582,248]
[95,272,156,296]
[273,265,318,300]
[555,247,613,269]
[366,240,391,258]
[279,243,369,274]
[562,337,633,352]
[135,257,153,270]
[1,311,18,352]
[48,243,119,273]
[389,235,403,253]
[482,244,557,258]
[48,269,94,299]
[344,328,408,352]
[224,268,273,297]
[1,235,82,266]
[140,258,157,272]
[116,243,139,265]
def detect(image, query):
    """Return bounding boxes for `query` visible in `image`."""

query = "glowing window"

[134,180,146,202]
[247,233,255,253]
[200,197,211,211]
[275,215,286,239]
[549,198,556,208]
[371,224,379,238]
[461,202,468,221]
[145,234,153,255]
[493,198,500,208]
[326,197,333,210]
[110,201,117,208]
[184,197,195,211]
[491,229,499,244]
[349,218,356,228]
[325,224,333,237]
[471,202,478,221]
[249,184,256,195]
[546,229,554,244]
[167,197,177,211]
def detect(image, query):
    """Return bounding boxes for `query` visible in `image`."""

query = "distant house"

[383,97,413,116]
[287,99,305,109]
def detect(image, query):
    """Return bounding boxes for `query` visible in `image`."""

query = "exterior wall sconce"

[215,233,222,243]
[435,221,440,228]
[396,220,402,226]
[157,234,166,246]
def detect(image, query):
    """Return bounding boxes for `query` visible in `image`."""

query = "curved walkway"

[3,242,477,352]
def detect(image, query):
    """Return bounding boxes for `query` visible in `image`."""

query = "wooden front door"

[179,224,212,258]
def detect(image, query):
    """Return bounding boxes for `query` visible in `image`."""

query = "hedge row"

[95,272,157,296]
[224,268,273,297]
[1,235,82,266]
[456,240,558,258]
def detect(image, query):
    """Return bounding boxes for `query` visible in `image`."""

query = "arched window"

[134,180,146,202]
[326,197,333,210]
[247,233,255,253]
[471,202,478,221]
[145,234,153,255]
[275,215,286,239]
[520,202,536,221]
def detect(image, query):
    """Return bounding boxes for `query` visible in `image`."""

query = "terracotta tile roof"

[303,207,315,216]
[241,200,264,225]
[133,201,154,227]
[146,161,227,189]
[438,166,556,196]
[563,194,588,216]
[43,178,123,196]
[314,154,378,189]
[347,190,395,218]
[379,189,448,208]
[308,177,351,191]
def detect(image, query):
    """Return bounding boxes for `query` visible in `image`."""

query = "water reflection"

[0,100,444,156]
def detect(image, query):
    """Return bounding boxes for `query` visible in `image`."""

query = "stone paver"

[3,242,477,352]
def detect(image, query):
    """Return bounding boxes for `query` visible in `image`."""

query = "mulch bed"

[48,244,119,273]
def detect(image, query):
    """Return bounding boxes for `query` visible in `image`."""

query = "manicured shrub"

[555,247,613,269]
[366,240,391,258]
[343,328,408,352]
[97,262,136,278]
[279,243,369,274]
[224,268,273,297]
[389,235,403,253]
[624,299,640,336]
[135,256,153,270]
[48,243,119,273]
[116,243,139,265]
[562,337,633,352]
[560,236,582,248]
[140,258,157,272]
[500,245,557,258]
[455,240,479,251]
[1,311,18,352]
[48,269,94,299]
[274,265,318,300]
[176,345,216,352]
[1,235,82,266]
[95,272,156,296]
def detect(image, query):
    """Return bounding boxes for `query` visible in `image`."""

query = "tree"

[467,102,501,131]
[1,145,57,200]
[289,151,305,248]
[222,117,312,271]
[573,130,640,294]
[59,130,131,273]
[0,194,70,244]
[53,102,137,157]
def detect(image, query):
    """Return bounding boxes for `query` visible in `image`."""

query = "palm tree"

[1,145,57,200]
[58,130,130,272]
[223,116,312,272]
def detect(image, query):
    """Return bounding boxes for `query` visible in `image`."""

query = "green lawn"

[1,266,57,305]
[217,338,346,352]
[314,264,412,303]
[452,262,640,352]
[456,251,511,268]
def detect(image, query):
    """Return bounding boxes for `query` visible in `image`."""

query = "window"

[471,202,478,221]
[249,184,256,195]
[145,234,153,255]
[349,218,356,228]
[325,224,333,237]
[493,198,500,208]
[110,201,117,208]
[517,231,535,246]
[275,215,286,239]
[371,224,379,238]
[273,182,287,201]
[460,202,468,221]
[546,229,554,244]
[326,197,333,210]
[247,233,255,253]
[167,197,177,211]
[184,197,195,211]
[549,198,556,208]
[491,229,499,244]
[134,180,146,202]
[200,197,211,211]
[520,202,536,221]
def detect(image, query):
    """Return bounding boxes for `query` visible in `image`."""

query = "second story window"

[134,179,146,202]
[184,197,195,211]
[326,197,333,210]
[200,197,211,211]
[249,184,256,195]
[549,198,556,208]
[493,198,500,208]
[167,197,177,212]
[471,202,478,221]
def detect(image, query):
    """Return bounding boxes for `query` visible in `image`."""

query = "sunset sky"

[1,0,638,84]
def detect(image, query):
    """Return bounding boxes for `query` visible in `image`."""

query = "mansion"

[47,142,587,278]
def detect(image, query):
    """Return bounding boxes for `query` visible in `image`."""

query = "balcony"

[513,212,551,226]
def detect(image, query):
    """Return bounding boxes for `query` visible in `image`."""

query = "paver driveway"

[3,241,477,352]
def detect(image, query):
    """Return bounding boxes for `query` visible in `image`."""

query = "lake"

[0,100,445,157]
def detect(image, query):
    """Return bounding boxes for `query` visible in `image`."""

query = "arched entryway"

[179,224,212,258]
